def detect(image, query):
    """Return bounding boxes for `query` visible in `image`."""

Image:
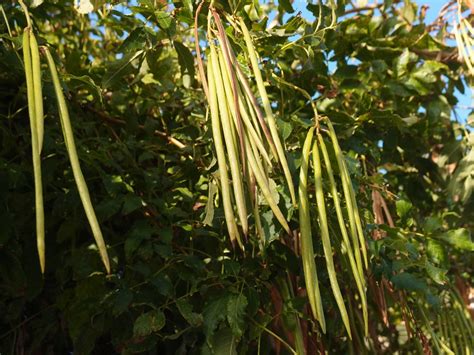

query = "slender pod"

[247,132,268,187]
[326,120,368,270]
[312,139,351,338]
[193,0,209,99]
[213,10,247,178]
[317,133,367,335]
[211,20,276,157]
[241,84,263,140]
[234,58,277,158]
[23,28,45,274]
[29,32,44,152]
[217,46,271,167]
[237,95,272,166]
[43,47,110,274]
[298,127,325,331]
[245,136,291,234]
[238,19,296,207]
[211,45,249,237]
[207,45,242,248]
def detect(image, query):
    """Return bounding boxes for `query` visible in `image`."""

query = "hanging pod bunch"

[419,288,474,355]
[298,118,368,337]
[196,7,295,248]
[19,1,110,274]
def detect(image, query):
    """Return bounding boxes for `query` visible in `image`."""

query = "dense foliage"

[0,0,473,353]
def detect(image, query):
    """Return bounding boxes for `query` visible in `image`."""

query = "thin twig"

[343,3,383,15]
[194,1,209,100]
[84,105,187,149]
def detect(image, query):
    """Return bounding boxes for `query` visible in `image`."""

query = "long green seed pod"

[238,69,272,141]
[212,18,275,158]
[213,10,247,179]
[252,174,265,244]
[241,84,263,140]
[245,134,291,235]
[238,94,272,166]
[29,32,44,152]
[239,19,296,207]
[207,45,242,249]
[217,47,271,166]
[247,132,268,187]
[298,127,325,332]
[326,120,368,270]
[23,28,45,274]
[211,44,248,238]
[44,47,110,274]
[317,133,367,335]
[312,140,351,338]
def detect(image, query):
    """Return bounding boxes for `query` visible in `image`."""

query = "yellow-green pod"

[317,133,367,335]
[29,32,44,153]
[211,45,248,239]
[239,19,296,207]
[23,28,45,274]
[298,127,325,332]
[44,47,110,274]
[312,139,351,338]
[207,44,242,249]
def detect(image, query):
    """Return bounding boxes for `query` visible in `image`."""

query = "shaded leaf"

[227,294,248,337]
[133,310,165,337]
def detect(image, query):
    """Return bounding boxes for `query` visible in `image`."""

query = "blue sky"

[289,0,472,123]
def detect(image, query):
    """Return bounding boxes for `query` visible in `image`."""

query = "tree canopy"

[0,0,473,353]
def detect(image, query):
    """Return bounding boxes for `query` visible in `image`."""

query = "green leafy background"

[0,0,472,353]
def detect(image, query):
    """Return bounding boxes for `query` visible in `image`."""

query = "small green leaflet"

[203,180,217,226]
[133,310,166,337]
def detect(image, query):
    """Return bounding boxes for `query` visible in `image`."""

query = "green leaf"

[203,295,228,338]
[227,294,248,337]
[391,272,427,292]
[174,41,195,88]
[208,328,238,355]
[155,10,172,29]
[396,200,412,220]
[102,50,144,88]
[276,118,292,141]
[424,262,447,285]
[279,0,295,13]
[133,310,166,337]
[203,180,217,226]
[423,216,442,233]
[438,228,474,251]
[118,27,149,54]
[176,299,203,327]
[113,289,133,315]
[122,194,143,215]
[426,238,447,265]
[64,74,103,104]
